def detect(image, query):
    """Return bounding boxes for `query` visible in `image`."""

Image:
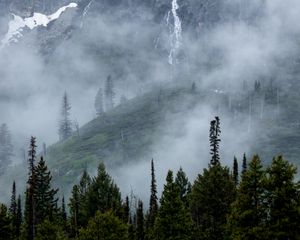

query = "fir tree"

[136,200,144,240]
[25,136,37,240]
[209,116,221,166]
[69,185,80,237]
[34,157,59,225]
[228,155,268,239]
[16,195,22,238]
[9,181,17,237]
[58,91,73,141]
[242,153,247,175]
[175,167,191,208]
[104,75,115,111]
[95,87,104,116]
[86,163,122,218]
[191,164,235,239]
[233,156,239,186]
[153,170,193,240]
[265,156,300,239]
[148,159,158,228]
[61,196,67,222]
[0,204,12,239]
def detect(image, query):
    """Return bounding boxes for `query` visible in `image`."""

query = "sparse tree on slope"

[95,87,104,116]
[58,91,73,141]
[105,75,115,111]
[147,159,158,231]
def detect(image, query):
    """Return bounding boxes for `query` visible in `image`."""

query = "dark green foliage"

[136,200,144,240]
[34,157,59,225]
[242,153,247,175]
[228,155,268,239]
[16,195,22,237]
[0,123,13,175]
[25,136,37,240]
[233,156,239,186]
[9,181,17,237]
[69,169,91,234]
[35,219,66,240]
[265,156,300,239]
[190,164,236,240]
[175,167,191,208]
[77,211,128,240]
[61,196,67,225]
[148,159,158,228]
[86,163,122,218]
[153,170,193,240]
[0,204,12,239]
[209,116,221,166]
[122,196,130,224]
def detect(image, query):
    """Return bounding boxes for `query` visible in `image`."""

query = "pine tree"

[153,170,193,240]
[148,159,158,228]
[104,75,115,111]
[0,123,13,175]
[58,91,73,141]
[233,156,239,186]
[265,156,300,239]
[175,167,191,208]
[136,200,144,240]
[34,157,59,225]
[228,155,268,239]
[209,116,221,166]
[122,196,130,224]
[95,87,104,116]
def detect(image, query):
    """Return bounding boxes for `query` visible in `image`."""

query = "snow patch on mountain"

[0,3,78,48]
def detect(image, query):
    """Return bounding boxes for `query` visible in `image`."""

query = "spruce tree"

[16,195,22,238]
[69,185,80,237]
[136,200,144,240]
[61,196,67,222]
[153,170,193,240]
[209,116,221,166]
[175,167,191,208]
[0,204,12,239]
[228,155,268,239]
[34,157,59,225]
[148,159,158,228]
[9,181,17,237]
[95,87,104,116]
[86,163,122,218]
[58,91,73,141]
[242,153,247,175]
[265,156,300,239]
[25,136,37,240]
[233,156,239,186]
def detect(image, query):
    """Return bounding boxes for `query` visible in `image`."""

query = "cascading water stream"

[167,0,182,65]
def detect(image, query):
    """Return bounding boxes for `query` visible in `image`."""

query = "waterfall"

[167,0,182,65]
